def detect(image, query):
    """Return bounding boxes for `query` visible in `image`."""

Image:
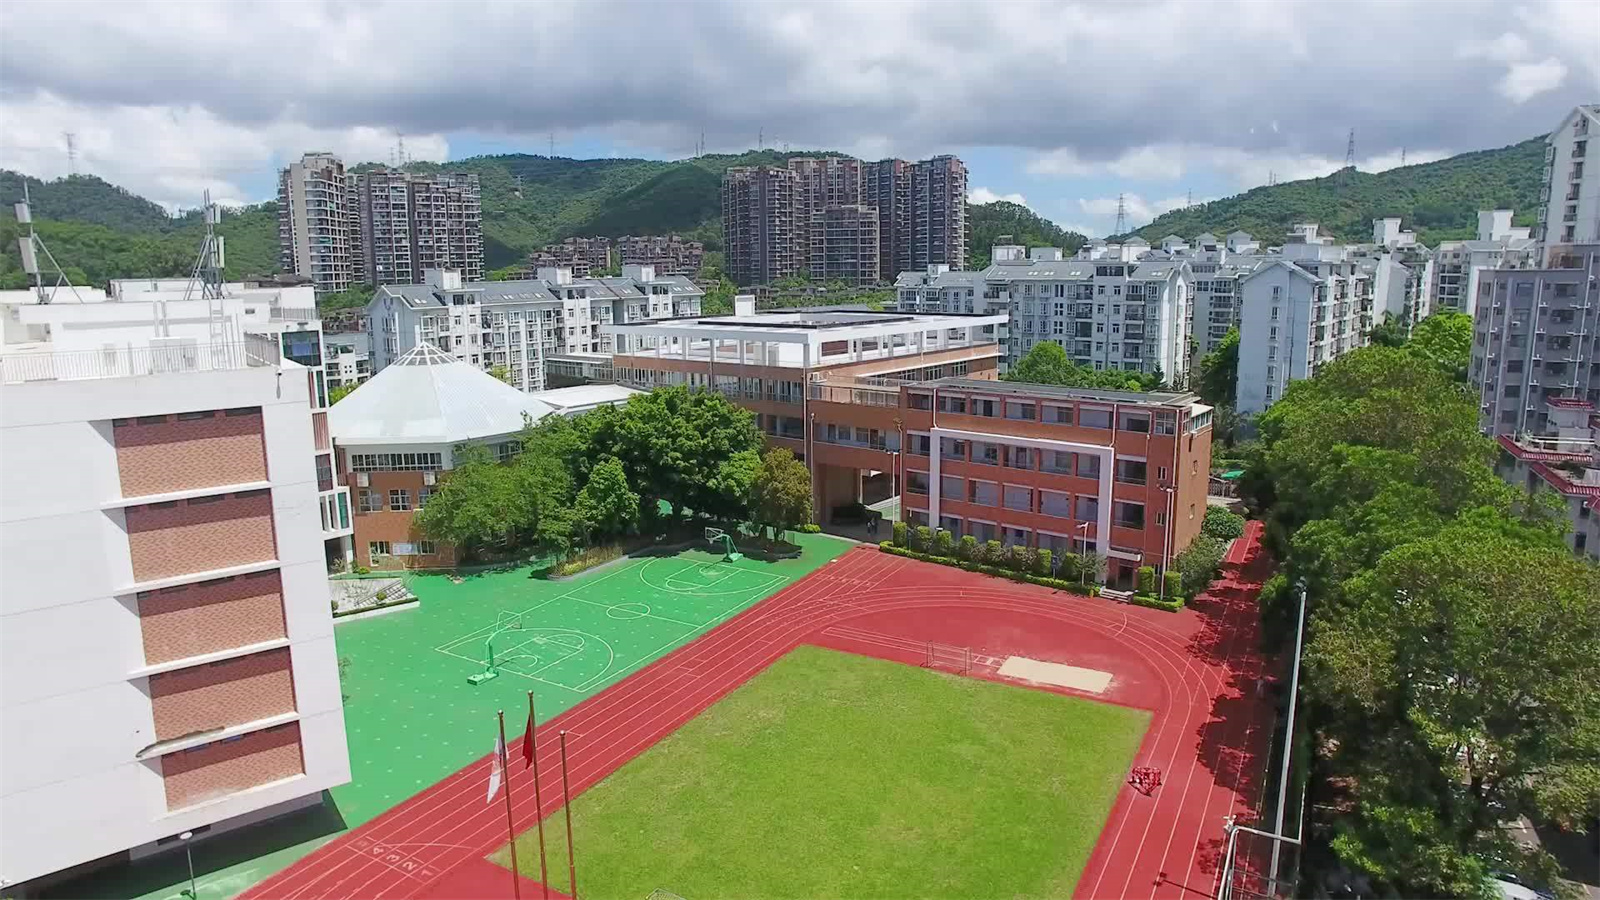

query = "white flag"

[486,732,505,803]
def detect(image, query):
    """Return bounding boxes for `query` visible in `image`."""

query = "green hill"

[1128,138,1545,246]
[969,201,1088,266]
[0,133,1549,287]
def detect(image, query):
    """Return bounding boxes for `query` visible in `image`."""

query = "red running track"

[246,522,1275,900]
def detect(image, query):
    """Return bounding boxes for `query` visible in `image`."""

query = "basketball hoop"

[704,527,742,562]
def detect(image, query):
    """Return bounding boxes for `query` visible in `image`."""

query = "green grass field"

[492,645,1149,900]
[47,536,850,900]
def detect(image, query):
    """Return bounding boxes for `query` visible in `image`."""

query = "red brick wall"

[114,409,267,498]
[125,490,277,582]
[148,647,296,740]
[350,470,457,569]
[137,570,286,665]
[161,722,304,811]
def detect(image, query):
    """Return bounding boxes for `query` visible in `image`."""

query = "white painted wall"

[0,364,349,887]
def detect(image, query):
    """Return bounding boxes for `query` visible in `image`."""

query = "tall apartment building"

[721,155,967,286]
[367,265,704,392]
[350,169,483,285]
[1470,243,1600,436]
[1430,210,1537,317]
[910,155,968,270]
[1235,225,1378,415]
[603,306,1213,587]
[1537,105,1600,252]
[0,302,350,891]
[819,205,882,285]
[278,152,355,294]
[722,166,800,286]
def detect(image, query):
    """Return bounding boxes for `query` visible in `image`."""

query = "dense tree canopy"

[749,448,813,540]
[1241,345,1598,898]
[1405,310,1474,382]
[1003,341,1163,392]
[1196,327,1239,408]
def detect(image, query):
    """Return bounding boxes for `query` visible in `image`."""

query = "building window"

[906,471,930,495]
[1075,453,1101,479]
[351,452,444,472]
[1114,501,1146,530]
[1078,407,1113,429]
[388,489,412,511]
[419,487,435,506]
[1045,404,1073,424]
[907,392,933,410]
[1074,495,1099,521]
[358,490,382,513]
[369,541,391,558]
[417,540,437,555]
[1115,459,1148,485]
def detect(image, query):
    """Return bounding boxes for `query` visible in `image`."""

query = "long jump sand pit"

[998,656,1114,693]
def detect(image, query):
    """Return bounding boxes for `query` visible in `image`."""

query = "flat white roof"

[527,383,641,412]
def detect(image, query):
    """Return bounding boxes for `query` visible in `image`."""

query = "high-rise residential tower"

[278,152,355,295]
[721,166,800,286]
[1537,105,1600,253]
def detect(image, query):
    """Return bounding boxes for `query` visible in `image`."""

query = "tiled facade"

[160,722,305,812]
[113,408,267,497]
[135,570,286,665]
[148,648,296,740]
[124,490,278,582]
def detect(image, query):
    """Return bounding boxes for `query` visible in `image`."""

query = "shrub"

[355,565,371,575]
[1175,534,1228,596]
[1130,593,1184,613]
[934,528,954,557]
[957,534,978,561]
[374,590,389,602]
[330,600,339,615]
[1136,565,1157,592]
[984,540,1003,566]
[800,523,822,534]
[1163,570,1183,600]
[1036,548,1053,577]
[914,525,933,552]
[1202,506,1246,541]
[892,520,907,547]
[1010,544,1036,573]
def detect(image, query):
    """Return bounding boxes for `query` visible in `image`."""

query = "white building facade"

[0,328,351,890]
[1430,210,1537,318]
[367,266,703,393]
[1538,105,1600,253]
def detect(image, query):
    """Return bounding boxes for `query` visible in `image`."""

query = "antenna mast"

[1345,128,1356,168]
[183,190,225,302]
[1112,193,1127,235]
[64,132,78,176]
[14,183,87,304]
[1400,147,1407,167]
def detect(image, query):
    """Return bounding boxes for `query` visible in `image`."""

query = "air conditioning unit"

[356,472,370,487]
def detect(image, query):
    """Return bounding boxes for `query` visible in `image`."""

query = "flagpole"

[560,730,577,900]
[497,710,523,900]
[527,691,551,900]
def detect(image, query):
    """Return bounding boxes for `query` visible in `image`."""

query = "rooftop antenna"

[14,183,87,304]
[64,132,78,176]
[183,190,225,303]
[1345,128,1356,168]
[1112,193,1128,235]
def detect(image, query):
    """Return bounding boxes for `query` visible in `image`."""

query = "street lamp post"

[1074,521,1091,587]
[179,831,197,900]
[1157,483,1175,602]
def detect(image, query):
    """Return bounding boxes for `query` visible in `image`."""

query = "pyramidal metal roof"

[328,343,555,446]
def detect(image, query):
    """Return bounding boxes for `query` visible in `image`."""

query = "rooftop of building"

[610,308,1004,335]
[327,343,554,446]
[913,376,1203,409]
[376,269,704,310]
[527,383,642,414]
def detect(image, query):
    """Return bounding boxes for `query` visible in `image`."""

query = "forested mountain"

[1130,138,1544,245]
[0,132,1548,287]
[969,201,1088,267]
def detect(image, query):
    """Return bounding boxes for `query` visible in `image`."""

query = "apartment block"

[367,266,703,392]
[1493,398,1600,561]
[0,316,349,890]
[1235,226,1378,415]
[323,331,371,390]
[721,166,800,286]
[617,235,704,276]
[601,306,1213,587]
[1537,105,1600,251]
[865,158,911,279]
[352,169,415,285]
[818,205,882,285]
[1430,210,1537,317]
[1470,243,1600,436]
[910,155,968,270]
[530,237,614,277]
[278,152,355,295]
[350,169,484,286]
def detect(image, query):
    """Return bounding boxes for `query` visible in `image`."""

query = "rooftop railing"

[1,337,281,385]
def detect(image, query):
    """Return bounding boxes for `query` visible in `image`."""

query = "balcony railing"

[2,337,281,385]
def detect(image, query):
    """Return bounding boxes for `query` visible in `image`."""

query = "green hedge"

[1130,593,1185,613]
[878,542,1100,598]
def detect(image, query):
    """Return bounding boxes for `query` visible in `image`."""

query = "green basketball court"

[52,534,851,900]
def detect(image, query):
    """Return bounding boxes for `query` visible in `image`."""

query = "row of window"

[349,452,443,472]
[905,472,1157,529]
[902,512,1096,556]
[358,488,434,513]
[903,395,1175,435]
[368,540,437,557]
[113,407,259,427]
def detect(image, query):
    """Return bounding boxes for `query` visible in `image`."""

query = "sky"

[1,0,1596,238]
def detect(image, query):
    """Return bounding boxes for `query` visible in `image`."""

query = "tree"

[413,445,531,558]
[1003,341,1149,392]
[573,456,639,542]
[487,363,512,384]
[587,386,762,518]
[1367,313,1409,348]
[329,382,360,404]
[749,448,812,540]
[317,284,374,314]
[1406,310,1474,382]
[707,449,761,524]
[1196,328,1239,408]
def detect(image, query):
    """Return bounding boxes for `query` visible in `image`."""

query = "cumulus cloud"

[969,187,1027,206]
[1031,143,1452,191]
[0,0,1592,207]
[1076,194,1194,229]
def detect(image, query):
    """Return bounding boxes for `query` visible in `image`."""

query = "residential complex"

[1537,105,1599,250]
[1430,210,1537,317]
[721,155,968,286]
[278,153,484,293]
[526,235,705,278]
[1470,243,1600,436]
[278,152,356,295]
[529,237,614,277]
[365,265,704,392]
[323,331,371,390]
[602,304,1213,586]
[0,294,351,891]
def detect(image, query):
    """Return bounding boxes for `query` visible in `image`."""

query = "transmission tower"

[1345,128,1356,168]
[64,132,78,176]
[1400,146,1407,167]
[1112,193,1128,235]
[1187,189,1193,208]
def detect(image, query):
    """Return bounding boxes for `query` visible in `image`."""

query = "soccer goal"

[704,526,743,563]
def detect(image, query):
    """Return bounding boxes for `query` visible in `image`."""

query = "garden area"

[414,386,816,576]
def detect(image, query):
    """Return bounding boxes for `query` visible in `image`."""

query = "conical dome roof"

[327,343,554,446]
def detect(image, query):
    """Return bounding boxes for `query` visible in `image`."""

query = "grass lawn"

[492,645,1149,900]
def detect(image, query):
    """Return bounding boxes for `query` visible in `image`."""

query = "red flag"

[522,709,535,769]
